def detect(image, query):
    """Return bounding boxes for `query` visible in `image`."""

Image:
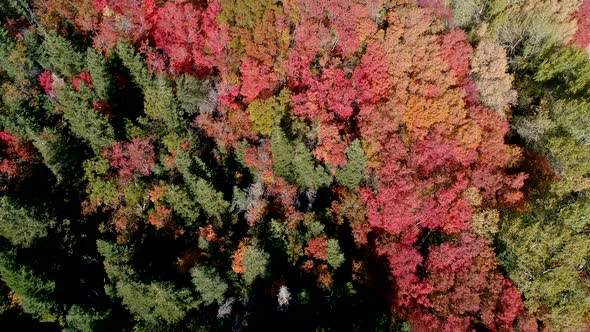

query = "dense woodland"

[0,0,589,331]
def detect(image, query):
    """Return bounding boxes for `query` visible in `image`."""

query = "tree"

[175,75,217,116]
[37,71,54,95]
[116,42,153,90]
[30,129,84,184]
[54,84,115,153]
[305,236,329,260]
[97,240,197,325]
[326,239,345,269]
[290,64,359,120]
[241,243,269,285]
[574,0,590,48]
[86,48,111,101]
[450,0,485,27]
[0,252,56,319]
[314,122,348,167]
[164,184,200,224]
[64,305,111,332]
[0,197,50,248]
[424,233,527,330]
[470,38,517,116]
[500,194,590,331]
[40,32,84,78]
[34,0,100,32]
[0,131,35,178]
[534,46,590,96]
[93,0,156,51]
[246,89,289,136]
[514,47,590,192]
[440,29,473,81]
[190,265,227,305]
[101,138,155,182]
[271,127,331,190]
[150,1,229,76]
[175,150,229,220]
[116,280,193,324]
[335,140,368,190]
[240,58,279,103]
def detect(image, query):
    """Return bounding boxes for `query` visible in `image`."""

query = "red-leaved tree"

[102,137,155,182]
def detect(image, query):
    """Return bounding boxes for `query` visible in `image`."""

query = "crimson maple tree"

[101,137,155,182]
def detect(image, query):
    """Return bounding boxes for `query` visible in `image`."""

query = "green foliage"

[0,29,44,133]
[165,185,200,223]
[96,239,131,266]
[247,89,290,136]
[271,128,331,190]
[500,194,590,331]
[546,135,590,180]
[86,48,111,100]
[270,218,306,264]
[55,84,115,152]
[176,150,229,219]
[144,76,181,130]
[0,0,33,20]
[513,48,590,192]
[306,219,325,238]
[0,252,56,318]
[242,244,269,284]
[64,305,111,332]
[231,186,248,212]
[97,240,196,324]
[218,0,271,29]
[451,0,486,27]
[551,99,590,145]
[193,178,228,220]
[84,158,118,207]
[0,28,18,78]
[485,4,590,325]
[501,12,558,56]
[534,47,590,96]
[0,197,49,248]
[326,239,344,269]
[270,128,294,180]
[116,42,152,89]
[335,140,367,190]
[400,321,412,332]
[190,265,227,305]
[116,281,192,324]
[484,1,562,71]
[513,110,554,147]
[40,32,83,78]
[123,182,145,207]
[543,99,590,189]
[30,129,83,183]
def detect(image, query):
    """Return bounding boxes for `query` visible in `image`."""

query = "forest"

[0,0,589,331]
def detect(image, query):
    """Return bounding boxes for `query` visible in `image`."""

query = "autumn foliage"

[101,138,155,182]
[574,0,590,48]
[5,0,588,330]
[0,131,35,178]
[212,1,530,327]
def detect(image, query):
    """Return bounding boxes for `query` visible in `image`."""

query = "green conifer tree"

[335,140,367,190]
[271,127,331,190]
[40,32,83,78]
[242,244,269,285]
[0,197,50,248]
[190,265,228,305]
[86,48,112,101]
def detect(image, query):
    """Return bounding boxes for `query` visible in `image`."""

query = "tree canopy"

[0,0,589,331]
